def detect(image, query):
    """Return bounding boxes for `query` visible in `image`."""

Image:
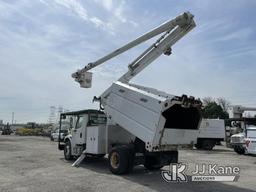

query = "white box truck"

[195,119,225,150]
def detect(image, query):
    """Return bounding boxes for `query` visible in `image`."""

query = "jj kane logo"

[162,163,187,182]
[162,163,240,182]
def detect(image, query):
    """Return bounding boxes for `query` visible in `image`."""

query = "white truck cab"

[58,110,107,159]
[244,126,256,155]
[230,118,256,155]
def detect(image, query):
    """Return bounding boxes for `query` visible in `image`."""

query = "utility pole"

[48,106,56,125]
[12,112,14,125]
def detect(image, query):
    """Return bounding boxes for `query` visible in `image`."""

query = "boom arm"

[72,12,195,87]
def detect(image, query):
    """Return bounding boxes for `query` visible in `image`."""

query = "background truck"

[244,126,256,155]
[228,118,256,154]
[226,105,256,148]
[50,129,68,141]
[195,119,225,150]
[60,12,203,175]
[1,123,12,135]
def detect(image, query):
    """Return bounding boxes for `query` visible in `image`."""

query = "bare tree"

[217,97,230,112]
[202,97,214,106]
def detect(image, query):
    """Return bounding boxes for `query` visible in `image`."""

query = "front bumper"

[230,143,245,148]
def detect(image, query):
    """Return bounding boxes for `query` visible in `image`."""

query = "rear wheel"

[201,139,216,150]
[64,140,73,160]
[108,146,132,175]
[144,156,163,170]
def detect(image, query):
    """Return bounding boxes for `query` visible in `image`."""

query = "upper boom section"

[72,12,195,88]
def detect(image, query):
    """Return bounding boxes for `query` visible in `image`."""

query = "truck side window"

[88,114,106,126]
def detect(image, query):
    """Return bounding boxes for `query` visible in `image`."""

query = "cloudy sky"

[0,0,255,123]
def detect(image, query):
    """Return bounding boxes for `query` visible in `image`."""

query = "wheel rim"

[110,152,120,169]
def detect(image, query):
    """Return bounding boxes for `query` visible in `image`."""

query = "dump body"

[104,81,202,151]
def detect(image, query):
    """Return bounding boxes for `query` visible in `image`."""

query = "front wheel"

[234,146,245,155]
[64,140,73,160]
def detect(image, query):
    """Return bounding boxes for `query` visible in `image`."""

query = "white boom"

[72,12,195,91]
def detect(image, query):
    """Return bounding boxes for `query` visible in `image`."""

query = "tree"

[216,97,230,112]
[202,97,214,106]
[202,98,229,119]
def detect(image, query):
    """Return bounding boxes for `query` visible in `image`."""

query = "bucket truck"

[226,105,256,154]
[59,12,202,174]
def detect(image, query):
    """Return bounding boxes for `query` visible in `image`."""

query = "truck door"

[246,128,256,154]
[72,114,88,145]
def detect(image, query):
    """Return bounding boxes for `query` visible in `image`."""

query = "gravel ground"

[0,135,255,192]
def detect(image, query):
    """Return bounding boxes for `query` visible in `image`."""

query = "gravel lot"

[0,135,255,192]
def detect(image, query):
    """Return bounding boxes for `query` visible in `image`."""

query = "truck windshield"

[88,114,106,126]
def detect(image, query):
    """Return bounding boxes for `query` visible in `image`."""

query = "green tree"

[202,101,229,119]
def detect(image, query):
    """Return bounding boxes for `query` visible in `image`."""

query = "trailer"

[195,119,225,150]
[59,12,202,174]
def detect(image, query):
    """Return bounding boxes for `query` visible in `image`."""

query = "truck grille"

[231,137,241,143]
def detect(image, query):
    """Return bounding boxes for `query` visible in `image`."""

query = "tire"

[64,140,73,160]
[108,146,131,175]
[50,136,54,141]
[201,140,216,150]
[144,156,163,170]
[195,143,202,149]
[234,146,245,155]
